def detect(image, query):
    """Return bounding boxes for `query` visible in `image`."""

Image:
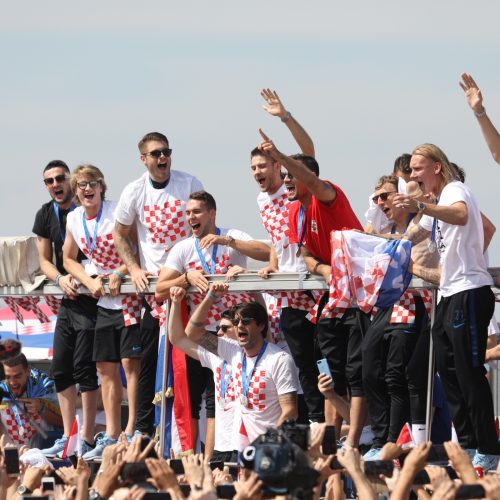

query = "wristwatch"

[17,485,32,495]
[226,235,235,247]
[89,489,105,500]
[417,201,426,213]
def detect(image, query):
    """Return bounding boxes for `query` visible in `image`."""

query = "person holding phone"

[0,353,62,447]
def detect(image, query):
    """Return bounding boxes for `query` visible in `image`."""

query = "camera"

[241,424,319,499]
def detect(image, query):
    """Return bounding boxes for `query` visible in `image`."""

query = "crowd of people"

[1,72,500,498]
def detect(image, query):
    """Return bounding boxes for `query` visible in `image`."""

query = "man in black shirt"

[33,160,98,457]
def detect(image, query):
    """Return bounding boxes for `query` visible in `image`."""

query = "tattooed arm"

[409,261,441,286]
[277,392,298,425]
[403,223,431,246]
[113,221,149,293]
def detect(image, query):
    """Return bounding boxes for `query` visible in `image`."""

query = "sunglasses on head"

[231,317,254,326]
[372,191,396,203]
[77,180,100,189]
[218,324,232,334]
[146,148,172,159]
[44,174,67,185]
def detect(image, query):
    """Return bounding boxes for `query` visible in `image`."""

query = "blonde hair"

[411,143,454,186]
[375,174,399,191]
[70,164,107,205]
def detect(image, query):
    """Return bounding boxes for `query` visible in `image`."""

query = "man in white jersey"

[394,143,499,470]
[113,132,203,436]
[252,89,323,423]
[168,285,299,448]
[64,165,141,459]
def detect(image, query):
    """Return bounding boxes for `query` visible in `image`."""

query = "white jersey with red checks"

[115,170,203,272]
[165,228,253,331]
[257,185,306,273]
[217,338,299,448]
[67,200,127,310]
[197,345,238,452]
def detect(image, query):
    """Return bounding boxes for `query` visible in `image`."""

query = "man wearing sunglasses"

[113,132,203,437]
[251,89,324,424]
[33,160,99,457]
[168,284,299,450]
[258,130,370,450]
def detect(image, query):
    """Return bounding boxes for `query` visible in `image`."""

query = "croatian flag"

[61,415,81,458]
[396,422,415,449]
[155,299,194,457]
[322,230,412,317]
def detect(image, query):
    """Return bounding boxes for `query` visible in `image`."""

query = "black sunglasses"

[281,170,293,180]
[218,324,231,334]
[372,191,397,203]
[44,174,67,185]
[231,317,254,326]
[77,180,100,189]
[146,148,172,159]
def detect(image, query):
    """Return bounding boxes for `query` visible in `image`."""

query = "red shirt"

[289,181,362,264]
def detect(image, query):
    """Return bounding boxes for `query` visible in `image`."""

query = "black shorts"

[93,307,142,362]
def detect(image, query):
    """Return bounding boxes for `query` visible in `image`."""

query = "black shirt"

[32,201,84,275]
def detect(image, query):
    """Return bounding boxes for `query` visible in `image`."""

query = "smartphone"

[427,444,448,463]
[209,460,224,471]
[143,494,171,500]
[317,358,333,379]
[216,484,236,499]
[363,460,393,477]
[329,457,343,470]
[41,477,56,493]
[121,462,150,483]
[179,484,191,497]
[321,425,337,455]
[455,484,486,499]
[4,447,20,477]
[168,458,184,475]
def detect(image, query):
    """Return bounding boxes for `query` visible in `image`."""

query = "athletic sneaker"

[472,452,500,472]
[363,447,382,461]
[126,430,144,444]
[41,436,68,457]
[82,433,117,461]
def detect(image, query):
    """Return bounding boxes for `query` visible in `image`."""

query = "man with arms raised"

[168,284,299,448]
[113,132,203,437]
[33,160,98,457]
[394,143,499,470]
[252,89,323,423]
[258,130,368,448]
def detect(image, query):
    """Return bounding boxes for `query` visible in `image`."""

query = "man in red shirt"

[258,130,370,449]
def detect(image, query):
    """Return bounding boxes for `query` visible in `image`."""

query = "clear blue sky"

[1,1,500,273]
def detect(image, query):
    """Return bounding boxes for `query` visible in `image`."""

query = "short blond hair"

[411,143,454,186]
[70,164,107,204]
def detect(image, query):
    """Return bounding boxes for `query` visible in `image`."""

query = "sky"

[1,1,500,275]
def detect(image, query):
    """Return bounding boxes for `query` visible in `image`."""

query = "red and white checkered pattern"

[214,364,236,405]
[17,297,51,323]
[144,200,187,245]
[2,406,41,445]
[79,233,121,269]
[266,301,283,344]
[260,193,290,245]
[122,295,143,326]
[418,289,433,317]
[145,296,168,326]
[3,297,25,324]
[390,291,416,324]
[44,295,62,316]
[234,363,267,411]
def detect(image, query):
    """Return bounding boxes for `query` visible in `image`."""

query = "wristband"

[281,111,292,122]
[55,274,63,286]
[207,291,220,302]
[184,272,190,287]
[113,270,125,280]
[313,262,322,274]
[475,108,487,118]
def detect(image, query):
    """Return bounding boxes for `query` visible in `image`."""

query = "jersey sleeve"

[217,337,239,366]
[197,346,218,370]
[115,183,138,226]
[164,241,188,273]
[271,351,300,395]
[228,229,253,242]
[32,206,50,239]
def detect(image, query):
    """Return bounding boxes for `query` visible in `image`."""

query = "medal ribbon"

[82,203,103,259]
[194,227,221,274]
[429,196,441,247]
[53,201,76,242]
[220,360,231,400]
[241,341,268,400]
[296,206,307,251]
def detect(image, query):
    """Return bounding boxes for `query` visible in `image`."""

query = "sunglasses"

[77,180,100,189]
[218,324,232,334]
[281,170,293,180]
[44,174,67,185]
[372,191,397,203]
[231,317,254,326]
[146,148,172,159]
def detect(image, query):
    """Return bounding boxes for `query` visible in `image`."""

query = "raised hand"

[258,129,281,162]
[260,89,287,119]
[145,458,178,492]
[170,286,187,303]
[208,282,228,298]
[460,73,484,114]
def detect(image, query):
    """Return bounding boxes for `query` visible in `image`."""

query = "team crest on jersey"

[311,220,318,234]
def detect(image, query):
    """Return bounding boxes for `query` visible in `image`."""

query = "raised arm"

[258,129,336,204]
[460,73,500,164]
[113,221,149,293]
[261,88,315,157]
[198,233,270,262]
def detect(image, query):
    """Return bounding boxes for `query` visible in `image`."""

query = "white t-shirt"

[419,181,493,297]
[67,200,125,309]
[164,228,253,330]
[197,345,238,452]
[257,185,307,273]
[115,170,203,272]
[217,337,299,448]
